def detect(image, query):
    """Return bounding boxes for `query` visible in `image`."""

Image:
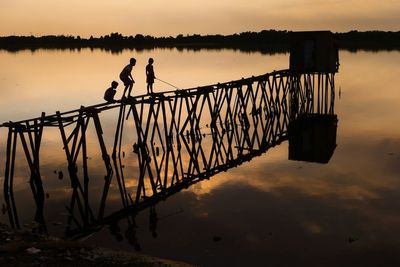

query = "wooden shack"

[290,31,339,73]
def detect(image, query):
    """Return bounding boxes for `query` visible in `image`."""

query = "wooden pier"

[0,31,341,247]
[1,69,336,238]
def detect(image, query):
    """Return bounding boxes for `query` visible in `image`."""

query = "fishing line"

[155,77,181,90]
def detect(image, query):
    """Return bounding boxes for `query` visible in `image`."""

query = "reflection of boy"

[120,58,136,98]
[104,81,118,102]
[146,58,155,94]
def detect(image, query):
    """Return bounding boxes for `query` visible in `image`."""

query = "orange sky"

[0,0,399,37]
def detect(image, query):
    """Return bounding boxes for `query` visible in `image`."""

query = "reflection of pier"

[1,31,339,243]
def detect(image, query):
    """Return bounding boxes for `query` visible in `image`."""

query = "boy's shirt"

[120,64,133,78]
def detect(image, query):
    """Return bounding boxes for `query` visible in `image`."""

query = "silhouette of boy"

[104,81,119,102]
[146,58,155,94]
[120,58,136,98]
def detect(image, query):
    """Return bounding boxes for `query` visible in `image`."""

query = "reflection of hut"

[290,31,339,73]
[288,114,337,164]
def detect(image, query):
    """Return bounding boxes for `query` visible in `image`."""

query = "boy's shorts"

[120,76,132,87]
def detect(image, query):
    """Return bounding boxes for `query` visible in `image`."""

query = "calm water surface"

[0,48,400,266]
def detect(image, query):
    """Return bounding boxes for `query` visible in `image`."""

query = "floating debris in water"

[348,236,359,243]
[133,143,138,153]
[212,235,222,242]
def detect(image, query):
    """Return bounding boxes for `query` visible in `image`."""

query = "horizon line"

[1,29,400,38]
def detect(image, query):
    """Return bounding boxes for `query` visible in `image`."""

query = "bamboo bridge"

[0,30,339,243]
[1,70,336,236]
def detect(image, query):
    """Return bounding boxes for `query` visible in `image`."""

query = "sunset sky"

[1,0,399,37]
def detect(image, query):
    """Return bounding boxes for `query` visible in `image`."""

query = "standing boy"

[146,58,155,94]
[120,57,136,98]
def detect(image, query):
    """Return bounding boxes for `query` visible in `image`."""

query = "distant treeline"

[0,30,399,53]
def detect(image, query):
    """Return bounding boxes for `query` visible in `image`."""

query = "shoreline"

[1,30,399,53]
[0,223,193,267]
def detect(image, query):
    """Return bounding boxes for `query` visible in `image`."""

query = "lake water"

[1,48,400,266]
